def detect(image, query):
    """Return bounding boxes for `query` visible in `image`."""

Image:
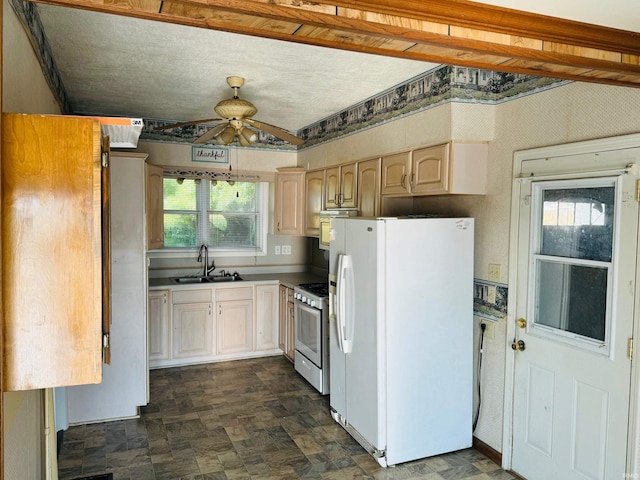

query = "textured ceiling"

[34,0,640,134]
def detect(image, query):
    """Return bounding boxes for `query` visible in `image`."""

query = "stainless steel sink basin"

[170,274,243,284]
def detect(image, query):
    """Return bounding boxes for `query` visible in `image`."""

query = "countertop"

[148,271,327,290]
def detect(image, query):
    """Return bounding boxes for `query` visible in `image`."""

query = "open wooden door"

[101,136,111,364]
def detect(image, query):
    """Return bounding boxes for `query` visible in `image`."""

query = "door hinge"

[636,179,640,202]
[103,332,110,350]
[102,150,110,168]
[628,338,634,360]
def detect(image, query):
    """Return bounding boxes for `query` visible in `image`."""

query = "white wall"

[2,0,63,476]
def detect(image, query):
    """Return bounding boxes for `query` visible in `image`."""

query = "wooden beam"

[25,0,640,88]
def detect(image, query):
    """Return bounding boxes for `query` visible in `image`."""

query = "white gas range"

[293,282,330,395]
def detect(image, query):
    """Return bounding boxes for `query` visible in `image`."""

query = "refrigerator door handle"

[337,254,354,354]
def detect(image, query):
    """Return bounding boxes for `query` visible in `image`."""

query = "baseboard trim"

[472,436,501,466]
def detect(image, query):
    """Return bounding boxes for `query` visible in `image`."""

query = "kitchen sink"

[170,273,243,284]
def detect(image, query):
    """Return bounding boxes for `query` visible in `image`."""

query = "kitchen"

[4,0,640,479]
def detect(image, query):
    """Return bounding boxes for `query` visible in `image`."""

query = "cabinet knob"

[401,174,406,189]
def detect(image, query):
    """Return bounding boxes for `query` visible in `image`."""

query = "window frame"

[153,169,269,257]
[527,177,618,356]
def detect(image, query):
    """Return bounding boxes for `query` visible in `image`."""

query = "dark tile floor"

[58,356,515,480]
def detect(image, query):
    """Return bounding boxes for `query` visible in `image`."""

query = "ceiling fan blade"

[244,119,304,146]
[193,123,228,144]
[154,118,222,130]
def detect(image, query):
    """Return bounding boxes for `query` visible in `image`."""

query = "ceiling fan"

[155,76,304,147]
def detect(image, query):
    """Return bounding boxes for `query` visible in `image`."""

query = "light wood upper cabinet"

[2,113,104,391]
[356,158,381,217]
[381,142,488,197]
[325,163,357,208]
[304,169,324,237]
[146,163,164,249]
[275,171,304,235]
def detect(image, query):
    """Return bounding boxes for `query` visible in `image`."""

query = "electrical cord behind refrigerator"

[473,322,487,432]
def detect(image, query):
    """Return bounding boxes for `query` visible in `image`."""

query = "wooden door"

[255,284,279,351]
[325,166,340,208]
[146,163,164,249]
[275,172,304,235]
[411,143,449,195]
[339,163,357,208]
[380,152,410,196]
[2,114,103,390]
[305,170,324,236]
[279,285,288,353]
[217,299,254,355]
[148,290,171,362]
[357,158,381,216]
[173,302,213,359]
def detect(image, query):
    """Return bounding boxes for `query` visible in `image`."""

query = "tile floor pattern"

[58,356,516,480]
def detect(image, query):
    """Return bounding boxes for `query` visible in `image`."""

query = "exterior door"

[511,170,638,479]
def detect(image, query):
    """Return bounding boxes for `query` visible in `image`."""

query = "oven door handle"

[336,254,354,354]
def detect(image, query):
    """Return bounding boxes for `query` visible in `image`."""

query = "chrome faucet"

[197,244,215,276]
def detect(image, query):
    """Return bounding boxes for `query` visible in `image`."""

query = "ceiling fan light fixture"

[240,128,258,144]
[217,126,236,145]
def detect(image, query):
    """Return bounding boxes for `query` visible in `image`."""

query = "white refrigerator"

[329,217,474,467]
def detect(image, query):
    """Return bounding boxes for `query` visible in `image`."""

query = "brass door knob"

[511,339,526,351]
[517,318,527,329]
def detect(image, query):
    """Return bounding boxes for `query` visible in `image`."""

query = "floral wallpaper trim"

[474,279,508,321]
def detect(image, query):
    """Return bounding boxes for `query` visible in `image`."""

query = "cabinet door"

[217,299,254,355]
[339,163,357,208]
[305,170,325,237]
[275,172,304,235]
[411,143,450,195]
[2,114,103,391]
[357,158,381,216]
[256,284,279,351]
[287,298,295,360]
[146,163,164,249]
[381,152,411,196]
[148,290,171,362]
[173,302,213,359]
[324,166,340,209]
[278,285,288,352]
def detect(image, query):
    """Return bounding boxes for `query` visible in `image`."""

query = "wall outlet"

[275,245,281,255]
[282,245,292,255]
[482,321,495,340]
[488,263,501,282]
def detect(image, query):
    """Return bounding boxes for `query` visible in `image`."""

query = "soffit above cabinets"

[28,0,640,89]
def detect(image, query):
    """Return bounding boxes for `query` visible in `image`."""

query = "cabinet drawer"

[172,289,212,304]
[216,286,253,302]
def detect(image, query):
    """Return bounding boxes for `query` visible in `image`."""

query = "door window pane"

[541,186,614,261]
[535,260,607,342]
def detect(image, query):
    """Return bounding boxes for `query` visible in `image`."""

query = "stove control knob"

[310,300,316,307]
[302,295,307,303]
[294,292,301,300]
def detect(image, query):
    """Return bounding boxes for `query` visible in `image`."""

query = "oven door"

[294,300,323,367]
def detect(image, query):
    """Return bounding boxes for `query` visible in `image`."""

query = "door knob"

[511,339,526,351]
[517,318,527,329]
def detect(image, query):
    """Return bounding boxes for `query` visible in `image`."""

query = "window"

[529,178,616,354]
[163,176,268,254]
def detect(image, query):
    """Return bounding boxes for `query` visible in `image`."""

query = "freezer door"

[336,218,386,451]
[329,219,347,417]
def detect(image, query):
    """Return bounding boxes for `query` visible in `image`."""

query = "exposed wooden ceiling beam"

[27,0,640,88]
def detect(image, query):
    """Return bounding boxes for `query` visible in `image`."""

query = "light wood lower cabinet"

[256,284,280,351]
[173,302,214,358]
[149,282,280,368]
[216,287,254,355]
[278,285,295,362]
[148,290,171,362]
